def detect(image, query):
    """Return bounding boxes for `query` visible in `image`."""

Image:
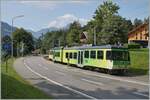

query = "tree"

[13,28,34,56]
[99,16,133,44]
[93,0,119,28]
[66,21,82,46]
[133,18,143,27]
[144,17,149,23]
[86,0,133,45]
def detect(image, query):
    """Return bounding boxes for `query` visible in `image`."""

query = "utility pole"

[11,15,24,60]
[11,19,14,60]
[17,43,19,57]
[41,33,44,55]
[93,26,96,46]
[21,41,24,57]
[58,39,60,47]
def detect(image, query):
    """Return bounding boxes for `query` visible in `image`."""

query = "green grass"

[128,48,149,76]
[1,59,51,99]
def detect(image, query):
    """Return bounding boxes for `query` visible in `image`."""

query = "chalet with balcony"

[128,22,149,47]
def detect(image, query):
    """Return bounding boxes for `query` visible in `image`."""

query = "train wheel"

[108,70,113,75]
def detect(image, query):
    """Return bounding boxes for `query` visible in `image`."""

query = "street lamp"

[11,15,24,60]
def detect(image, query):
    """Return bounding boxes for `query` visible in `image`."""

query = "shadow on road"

[35,80,149,99]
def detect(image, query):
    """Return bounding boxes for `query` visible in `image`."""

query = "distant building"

[80,31,88,43]
[128,22,149,47]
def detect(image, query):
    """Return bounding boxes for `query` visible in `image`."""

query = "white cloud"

[48,14,89,28]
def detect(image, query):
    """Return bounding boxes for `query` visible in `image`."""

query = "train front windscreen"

[106,51,130,61]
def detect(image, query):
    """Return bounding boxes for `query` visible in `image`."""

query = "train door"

[78,51,80,64]
[78,50,84,67]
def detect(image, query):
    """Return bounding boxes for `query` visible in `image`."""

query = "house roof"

[80,31,88,39]
[128,22,149,35]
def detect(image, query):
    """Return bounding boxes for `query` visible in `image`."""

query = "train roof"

[49,45,127,50]
[63,45,127,50]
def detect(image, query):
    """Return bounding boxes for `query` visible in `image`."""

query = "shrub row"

[124,43,141,49]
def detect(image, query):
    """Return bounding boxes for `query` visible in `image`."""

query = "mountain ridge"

[1,21,59,38]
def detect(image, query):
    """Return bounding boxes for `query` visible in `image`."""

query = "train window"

[55,52,60,57]
[90,51,96,59]
[66,52,68,58]
[70,53,73,59]
[106,51,112,60]
[84,51,89,58]
[97,51,103,59]
[106,51,129,61]
[74,53,77,59]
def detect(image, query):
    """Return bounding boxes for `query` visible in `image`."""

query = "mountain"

[33,27,58,38]
[1,21,59,38]
[1,21,17,37]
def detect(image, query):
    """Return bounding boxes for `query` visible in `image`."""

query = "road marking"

[81,78,103,86]
[38,64,48,70]
[81,72,149,86]
[43,58,149,86]
[23,60,97,99]
[133,92,149,98]
[55,71,66,76]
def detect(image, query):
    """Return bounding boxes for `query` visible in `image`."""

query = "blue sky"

[1,0,149,32]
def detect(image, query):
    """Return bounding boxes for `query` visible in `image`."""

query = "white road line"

[23,60,97,99]
[81,72,149,86]
[55,71,66,76]
[133,92,149,98]
[38,64,48,70]
[81,78,103,86]
[46,60,149,86]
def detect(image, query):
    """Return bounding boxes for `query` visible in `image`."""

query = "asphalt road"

[13,56,149,99]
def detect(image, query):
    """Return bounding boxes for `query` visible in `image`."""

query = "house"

[80,31,88,43]
[128,22,149,47]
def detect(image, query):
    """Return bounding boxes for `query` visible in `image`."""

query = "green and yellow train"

[48,45,130,74]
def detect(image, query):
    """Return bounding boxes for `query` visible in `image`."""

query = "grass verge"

[1,58,51,99]
[128,48,149,76]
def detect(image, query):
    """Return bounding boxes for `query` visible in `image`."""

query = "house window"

[90,51,96,59]
[140,33,142,39]
[145,35,148,40]
[136,33,137,39]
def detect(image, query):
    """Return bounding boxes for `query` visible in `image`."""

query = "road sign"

[3,43,11,52]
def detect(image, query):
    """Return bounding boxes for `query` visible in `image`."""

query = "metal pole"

[59,40,60,47]
[17,43,19,57]
[41,33,44,55]
[11,15,24,60]
[21,41,24,57]
[94,26,96,46]
[11,19,14,60]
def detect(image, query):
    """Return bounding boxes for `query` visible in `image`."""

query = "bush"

[124,43,141,49]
